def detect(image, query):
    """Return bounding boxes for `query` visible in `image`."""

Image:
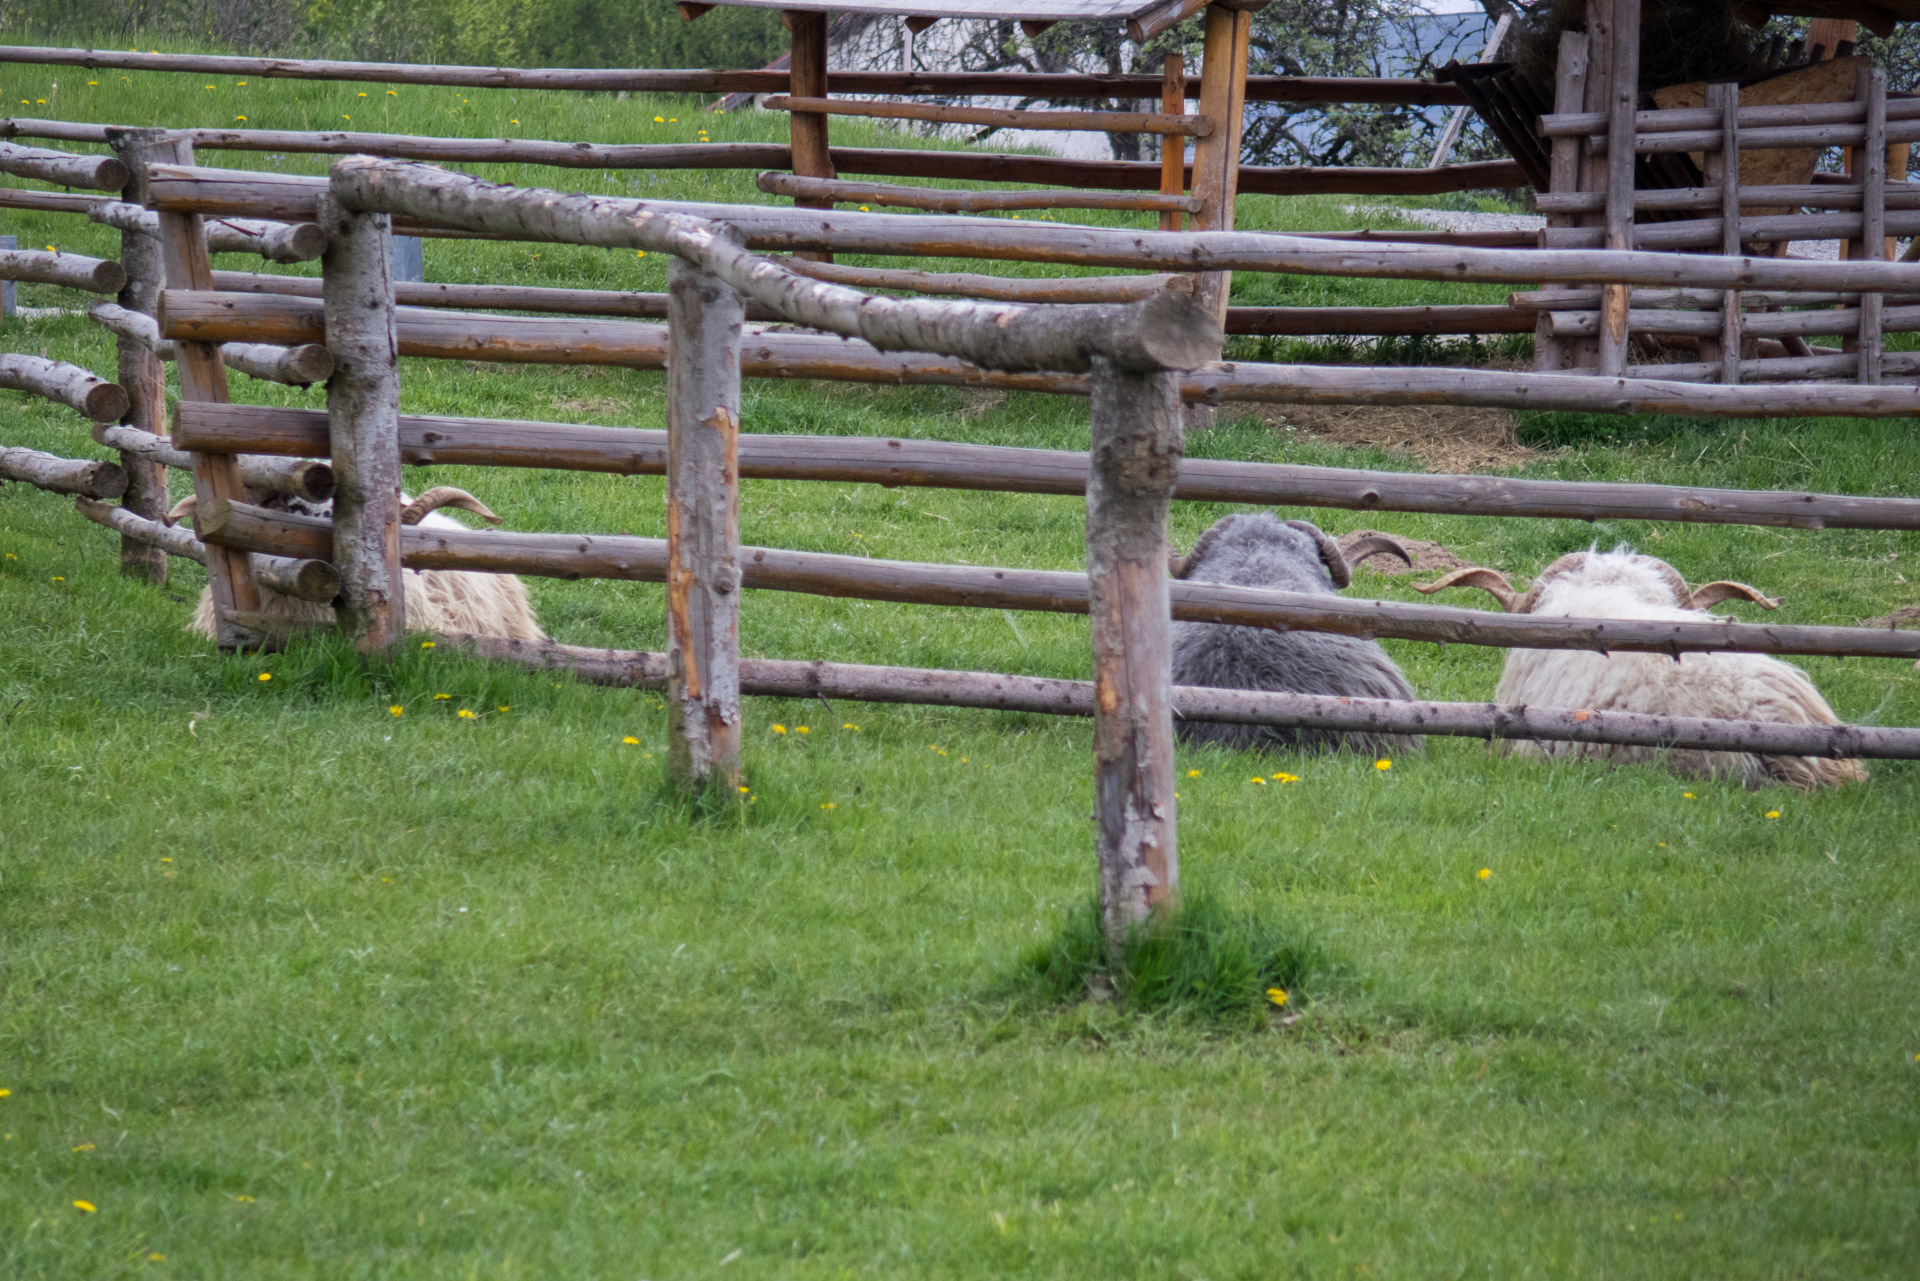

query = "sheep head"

[1417,550,1780,614]
[1169,514,1409,590]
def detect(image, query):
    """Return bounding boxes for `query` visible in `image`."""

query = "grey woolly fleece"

[1170,513,1422,757]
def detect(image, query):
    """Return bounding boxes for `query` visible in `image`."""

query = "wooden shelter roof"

[1734,0,1920,36]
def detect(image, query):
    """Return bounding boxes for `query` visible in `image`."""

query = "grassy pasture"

[1,58,1919,1278]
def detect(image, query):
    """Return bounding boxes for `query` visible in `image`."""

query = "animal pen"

[6,0,1920,942]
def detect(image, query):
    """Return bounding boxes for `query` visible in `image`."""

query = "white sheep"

[183,486,546,642]
[1417,547,1866,790]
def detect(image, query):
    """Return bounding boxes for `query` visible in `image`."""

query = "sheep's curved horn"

[1283,518,1351,589]
[400,486,502,527]
[1689,580,1781,611]
[162,495,198,528]
[1414,566,1520,612]
[1342,533,1414,578]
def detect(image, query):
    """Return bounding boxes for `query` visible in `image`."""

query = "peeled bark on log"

[0,184,106,213]
[329,157,1222,374]
[167,400,1920,531]
[0,247,125,294]
[442,633,1920,761]
[1085,357,1185,941]
[107,128,173,585]
[0,353,129,420]
[0,445,126,497]
[775,257,1192,304]
[665,259,745,788]
[0,139,127,190]
[252,554,341,601]
[91,201,328,263]
[195,497,1920,663]
[90,423,336,501]
[318,193,405,654]
[766,95,1213,137]
[92,300,336,385]
[757,173,1201,214]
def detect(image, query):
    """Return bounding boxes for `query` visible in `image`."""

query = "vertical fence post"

[1707,82,1743,385]
[1858,66,1887,386]
[1536,30,1588,373]
[784,6,836,264]
[665,256,745,790]
[146,133,264,649]
[1085,357,1184,947]
[1597,0,1641,378]
[0,233,15,317]
[318,193,405,654]
[105,127,171,583]
[1157,54,1186,234]
[1188,3,1249,327]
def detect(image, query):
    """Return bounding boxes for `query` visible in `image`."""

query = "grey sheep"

[1169,513,1421,757]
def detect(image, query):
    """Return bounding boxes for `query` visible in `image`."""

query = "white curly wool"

[188,508,545,643]
[1495,550,1864,790]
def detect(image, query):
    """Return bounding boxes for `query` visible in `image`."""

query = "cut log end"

[81,382,131,422]
[280,222,329,262]
[280,343,336,385]
[1130,289,1225,372]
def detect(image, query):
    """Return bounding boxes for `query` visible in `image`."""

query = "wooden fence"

[7,136,1920,944]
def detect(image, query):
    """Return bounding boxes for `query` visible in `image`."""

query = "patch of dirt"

[1338,528,1473,578]
[1861,605,1920,629]
[550,397,627,417]
[1259,403,1538,474]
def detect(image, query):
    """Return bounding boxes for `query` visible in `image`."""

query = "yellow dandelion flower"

[342,115,350,120]
[1273,772,1300,784]
[45,245,55,253]
[73,1199,96,1213]
[1765,810,1781,819]
[205,84,215,89]
[50,575,64,582]
[622,736,640,745]
[796,726,809,734]
[1374,758,1392,771]
[669,117,678,122]
[1657,842,1667,848]
[497,706,510,713]
[357,92,368,97]
[1250,776,1266,785]
[160,857,171,863]
[936,748,947,756]
[235,115,246,121]
[257,672,271,682]
[4,552,13,559]
[771,724,787,734]
[387,90,397,96]
[1683,792,1694,799]
[859,205,870,211]
[72,1143,94,1151]
[636,250,647,258]
[1478,867,1491,880]
[737,785,750,794]
[457,709,476,720]
[1187,769,1202,778]
[842,723,859,730]
[237,81,246,85]
[0,1088,9,1097]
[510,118,518,124]
[148,1254,165,1261]
[433,693,451,701]
[1266,987,1288,1007]
[389,705,404,717]
[88,80,97,86]
[420,640,435,649]
[821,801,836,810]
[654,115,665,123]
[233,1194,254,1202]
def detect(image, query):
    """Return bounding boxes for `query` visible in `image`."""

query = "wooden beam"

[104,128,171,583]
[1859,65,1887,385]
[1159,54,1188,232]
[765,95,1213,137]
[756,172,1200,213]
[1187,2,1252,337]
[784,7,835,238]
[1598,0,1641,378]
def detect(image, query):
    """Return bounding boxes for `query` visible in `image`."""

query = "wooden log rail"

[764,95,1215,138]
[1541,97,1920,137]
[72,495,340,600]
[171,401,1920,531]
[0,185,108,215]
[446,634,1920,763]
[193,496,1920,663]
[0,139,126,190]
[0,445,126,498]
[155,289,1920,418]
[90,301,336,386]
[756,173,1203,215]
[0,353,130,420]
[1544,209,1920,252]
[141,163,1920,295]
[1545,303,1920,339]
[1537,183,1920,215]
[96,422,335,502]
[326,157,1222,376]
[0,247,126,294]
[90,201,327,263]
[0,51,1467,105]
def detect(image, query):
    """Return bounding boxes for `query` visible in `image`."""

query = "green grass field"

[2,56,1919,1278]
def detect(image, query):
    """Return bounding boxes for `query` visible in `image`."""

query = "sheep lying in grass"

[183,486,546,642]
[1417,547,1866,790]
[1169,513,1421,756]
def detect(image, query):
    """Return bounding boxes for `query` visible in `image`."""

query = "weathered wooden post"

[1085,356,1185,945]
[104,128,172,583]
[665,254,746,789]
[138,131,264,648]
[318,191,405,653]
[1858,65,1888,386]
[1184,1,1250,427]
[1596,0,1641,377]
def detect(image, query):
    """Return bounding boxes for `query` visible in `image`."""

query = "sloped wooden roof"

[1734,1,1916,36]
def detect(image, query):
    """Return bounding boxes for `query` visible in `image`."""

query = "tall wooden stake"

[1158,53,1187,233]
[1708,82,1743,385]
[784,6,835,265]
[1536,30,1589,373]
[1188,3,1249,329]
[105,127,171,583]
[1598,0,1641,377]
[318,193,405,653]
[666,258,745,790]
[149,134,263,648]
[1085,356,1183,946]
[1858,65,1887,385]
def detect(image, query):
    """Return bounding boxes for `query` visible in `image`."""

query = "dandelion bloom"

[796,726,810,734]
[621,736,640,745]
[148,1255,165,1262]
[386,90,397,96]
[433,693,451,701]
[0,1088,10,1098]
[233,1194,255,1202]
[636,250,647,258]
[843,723,859,730]
[1478,868,1491,880]
[457,709,476,720]
[1265,988,1288,1007]
[497,706,510,713]
[1683,792,1694,799]
[1272,772,1300,784]
[1249,777,1266,785]
[420,640,435,649]
[51,575,64,582]
[1765,810,1781,819]
[389,705,404,717]
[235,115,246,121]
[821,802,836,810]
[1374,759,1392,771]
[257,672,271,682]
[73,1200,96,1213]
[771,724,787,735]
[1187,769,1203,778]
[357,92,368,97]
[654,115,665,123]
[737,785,750,794]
